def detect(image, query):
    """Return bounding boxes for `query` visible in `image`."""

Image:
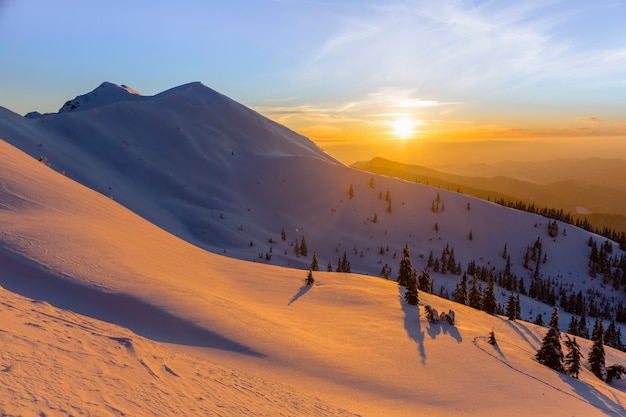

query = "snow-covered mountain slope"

[1,82,625,326]
[1,139,625,416]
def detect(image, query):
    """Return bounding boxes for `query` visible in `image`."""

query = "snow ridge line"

[472,336,624,415]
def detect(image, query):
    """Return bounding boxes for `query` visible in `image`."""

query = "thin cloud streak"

[299,0,626,95]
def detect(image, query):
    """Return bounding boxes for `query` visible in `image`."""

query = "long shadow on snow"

[498,317,541,351]
[426,318,463,344]
[399,286,426,364]
[288,284,311,305]
[558,373,625,416]
[0,249,263,357]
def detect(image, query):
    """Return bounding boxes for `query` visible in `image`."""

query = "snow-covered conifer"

[404,269,419,306]
[397,244,413,287]
[535,308,564,373]
[564,335,582,379]
[305,269,315,286]
[589,319,606,381]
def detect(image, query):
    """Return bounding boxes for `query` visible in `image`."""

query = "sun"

[389,116,420,139]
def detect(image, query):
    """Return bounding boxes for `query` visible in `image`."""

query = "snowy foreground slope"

[1,139,626,415]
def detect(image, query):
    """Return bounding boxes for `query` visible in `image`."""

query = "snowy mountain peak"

[58,81,143,113]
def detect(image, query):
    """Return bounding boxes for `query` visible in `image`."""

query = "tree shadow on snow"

[558,373,626,416]
[0,250,264,357]
[399,287,426,364]
[426,320,463,344]
[498,317,541,351]
[288,284,311,306]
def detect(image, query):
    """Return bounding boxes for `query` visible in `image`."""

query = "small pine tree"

[488,330,498,346]
[281,227,287,241]
[564,335,582,379]
[300,235,308,257]
[468,229,473,241]
[341,251,351,273]
[397,244,413,287]
[535,308,564,372]
[326,261,333,272]
[481,274,497,315]
[349,183,354,199]
[305,269,315,286]
[453,273,468,305]
[310,252,319,271]
[505,292,517,321]
[387,200,392,213]
[534,313,544,327]
[373,213,378,223]
[468,275,482,309]
[417,270,432,293]
[369,177,375,188]
[404,269,419,306]
[567,316,579,336]
[606,365,626,383]
[589,319,606,381]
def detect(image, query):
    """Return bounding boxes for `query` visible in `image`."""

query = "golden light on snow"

[388,115,421,139]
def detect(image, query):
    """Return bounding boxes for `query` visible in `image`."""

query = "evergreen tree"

[397,244,413,287]
[589,319,606,381]
[578,311,589,339]
[305,269,315,286]
[481,274,497,315]
[469,275,482,309]
[294,237,300,256]
[604,320,622,350]
[606,365,626,383]
[310,252,319,271]
[535,308,564,372]
[341,251,351,273]
[567,316,579,336]
[281,226,287,241]
[505,292,517,321]
[453,272,468,305]
[417,270,432,293]
[404,269,419,306]
[564,335,582,379]
[300,235,308,257]
[534,313,544,327]
[326,261,333,272]
[349,183,354,199]
[488,330,498,346]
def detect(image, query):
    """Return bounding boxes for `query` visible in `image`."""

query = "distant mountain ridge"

[353,156,626,234]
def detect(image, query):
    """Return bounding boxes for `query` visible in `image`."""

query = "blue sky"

[1,0,626,163]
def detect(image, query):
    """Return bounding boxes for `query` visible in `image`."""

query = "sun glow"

[389,116,420,139]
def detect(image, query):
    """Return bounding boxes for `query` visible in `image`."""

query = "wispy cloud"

[298,0,626,94]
